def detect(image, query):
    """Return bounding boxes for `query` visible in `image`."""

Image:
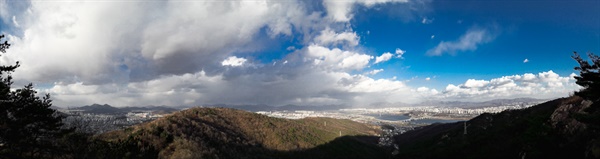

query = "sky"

[0,0,598,107]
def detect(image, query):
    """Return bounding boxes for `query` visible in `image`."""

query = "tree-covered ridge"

[96,107,387,159]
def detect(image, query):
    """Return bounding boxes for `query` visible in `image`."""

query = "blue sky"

[356,0,599,87]
[363,0,598,88]
[0,0,597,107]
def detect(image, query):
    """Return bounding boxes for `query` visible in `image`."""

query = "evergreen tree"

[572,52,600,103]
[571,52,600,135]
[0,35,70,158]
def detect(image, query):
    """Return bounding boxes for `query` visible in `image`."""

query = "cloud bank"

[441,71,579,101]
[0,0,579,107]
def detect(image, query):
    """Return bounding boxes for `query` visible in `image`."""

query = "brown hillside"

[98,107,382,158]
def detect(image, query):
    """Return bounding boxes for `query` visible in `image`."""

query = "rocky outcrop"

[549,97,600,158]
[550,96,590,135]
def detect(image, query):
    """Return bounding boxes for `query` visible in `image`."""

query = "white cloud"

[440,70,579,101]
[421,17,433,24]
[341,54,373,70]
[374,48,405,64]
[464,79,489,88]
[306,44,372,71]
[374,52,393,64]
[431,35,435,39]
[322,0,354,22]
[538,70,571,88]
[221,56,247,67]
[415,87,439,96]
[366,69,384,75]
[48,82,99,95]
[569,73,577,79]
[425,77,431,81]
[427,27,495,56]
[523,58,529,63]
[523,73,536,81]
[339,74,422,104]
[323,0,409,22]
[11,15,18,27]
[314,27,360,47]
[4,0,315,84]
[395,48,406,58]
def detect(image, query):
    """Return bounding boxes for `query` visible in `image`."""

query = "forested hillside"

[93,107,388,159]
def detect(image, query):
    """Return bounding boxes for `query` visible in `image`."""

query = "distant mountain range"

[59,97,548,115]
[366,97,548,108]
[416,97,548,108]
[210,104,349,112]
[66,104,180,114]
[202,98,548,111]
[61,103,347,114]
[211,98,548,111]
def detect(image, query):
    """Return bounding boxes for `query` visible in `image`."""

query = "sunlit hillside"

[95,107,387,158]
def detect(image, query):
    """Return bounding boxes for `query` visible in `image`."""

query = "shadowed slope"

[393,96,599,159]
